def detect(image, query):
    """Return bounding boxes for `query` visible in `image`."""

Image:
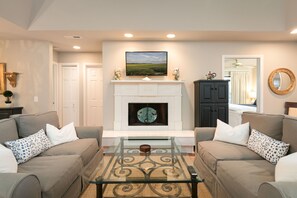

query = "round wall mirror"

[268,68,296,95]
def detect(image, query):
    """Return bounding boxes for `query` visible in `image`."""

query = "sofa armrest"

[258,182,297,198]
[194,127,216,152]
[75,126,103,147]
[0,173,41,198]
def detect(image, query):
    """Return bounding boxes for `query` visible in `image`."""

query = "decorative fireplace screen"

[128,103,168,126]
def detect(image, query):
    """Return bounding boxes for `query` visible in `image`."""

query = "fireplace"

[128,103,168,126]
[112,80,183,131]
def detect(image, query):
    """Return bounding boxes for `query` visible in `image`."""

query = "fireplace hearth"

[128,103,168,126]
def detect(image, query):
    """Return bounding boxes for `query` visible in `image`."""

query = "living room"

[0,1,297,198]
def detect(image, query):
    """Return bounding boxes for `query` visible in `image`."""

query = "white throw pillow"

[213,119,250,146]
[275,152,297,182]
[46,122,78,146]
[0,144,17,173]
[4,129,52,164]
[247,129,290,164]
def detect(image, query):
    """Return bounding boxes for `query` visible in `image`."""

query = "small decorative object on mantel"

[172,68,180,80]
[206,71,216,80]
[4,72,19,87]
[3,90,13,107]
[113,68,121,80]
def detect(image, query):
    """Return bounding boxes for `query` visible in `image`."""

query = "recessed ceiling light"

[73,45,80,49]
[290,29,297,34]
[124,33,134,38]
[167,34,176,39]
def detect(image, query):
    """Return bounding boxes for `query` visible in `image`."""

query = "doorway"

[222,55,263,126]
[59,63,79,126]
[83,64,103,126]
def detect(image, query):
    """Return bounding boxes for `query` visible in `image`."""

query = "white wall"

[0,40,52,114]
[57,52,102,125]
[103,41,297,130]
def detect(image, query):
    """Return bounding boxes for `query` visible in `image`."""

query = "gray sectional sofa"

[194,112,297,198]
[0,111,104,198]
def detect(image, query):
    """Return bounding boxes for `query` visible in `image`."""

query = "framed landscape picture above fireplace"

[126,51,168,76]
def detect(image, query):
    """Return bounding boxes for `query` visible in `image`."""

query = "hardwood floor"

[80,155,212,198]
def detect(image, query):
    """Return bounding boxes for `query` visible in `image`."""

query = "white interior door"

[84,64,103,126]
[60,64,79,126]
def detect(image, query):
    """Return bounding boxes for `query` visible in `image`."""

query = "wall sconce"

[4,72,19,87]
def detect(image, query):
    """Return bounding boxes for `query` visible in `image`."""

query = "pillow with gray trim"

[4,129,52,164]
[247,129,289,164]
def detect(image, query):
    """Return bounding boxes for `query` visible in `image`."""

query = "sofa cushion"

[217,160,275,198]
[275,152,297,182]
[198,141,262,173]
[46,122,78,146]
[18,155,82,198]
[12,111,59,138]
[282,116,297,154]
[247,129,289,164]
[0,144,17,173]
[242,112,284,140]
[213,119,250,146]
[5,129,52,164]
[0,118,19,144]
[41,139,98,166]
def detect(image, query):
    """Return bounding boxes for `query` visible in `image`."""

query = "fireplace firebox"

[128,103,168,126]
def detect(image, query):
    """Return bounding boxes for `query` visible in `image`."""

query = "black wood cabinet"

[194,80,229,127]
[0,107,23,119]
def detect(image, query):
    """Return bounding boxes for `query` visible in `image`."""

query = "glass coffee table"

[90,136,203,198]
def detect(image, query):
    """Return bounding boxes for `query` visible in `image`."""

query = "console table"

[0,107,23,119]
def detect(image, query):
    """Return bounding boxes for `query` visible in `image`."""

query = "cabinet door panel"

[216,82,228,103]
[200,82,214,103]
[200,104,214,127]
[217,104,229,124]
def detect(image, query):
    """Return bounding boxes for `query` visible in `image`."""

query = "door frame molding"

[51,61,59,111]
[222,55,264,113]
[58,63,80,125]
[83,63,102,126]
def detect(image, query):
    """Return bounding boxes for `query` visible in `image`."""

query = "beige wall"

[103,41,297,130]
[57,52,102,63]
[0,40,52,114]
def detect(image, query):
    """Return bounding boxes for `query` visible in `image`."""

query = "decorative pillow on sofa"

[213,119,250,146]
[46,122,78,146]
[247,129,290,164]
[0,144,17,173]
[275,152,297,182]
[4,129,52,164]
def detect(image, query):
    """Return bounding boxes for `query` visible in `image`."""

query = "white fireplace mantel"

[112,80,183,131]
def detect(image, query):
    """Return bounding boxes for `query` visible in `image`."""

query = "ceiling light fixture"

[290,29,297,34]
[73,45,81,50]
[167,34,176,39]
[124,33,134,38]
